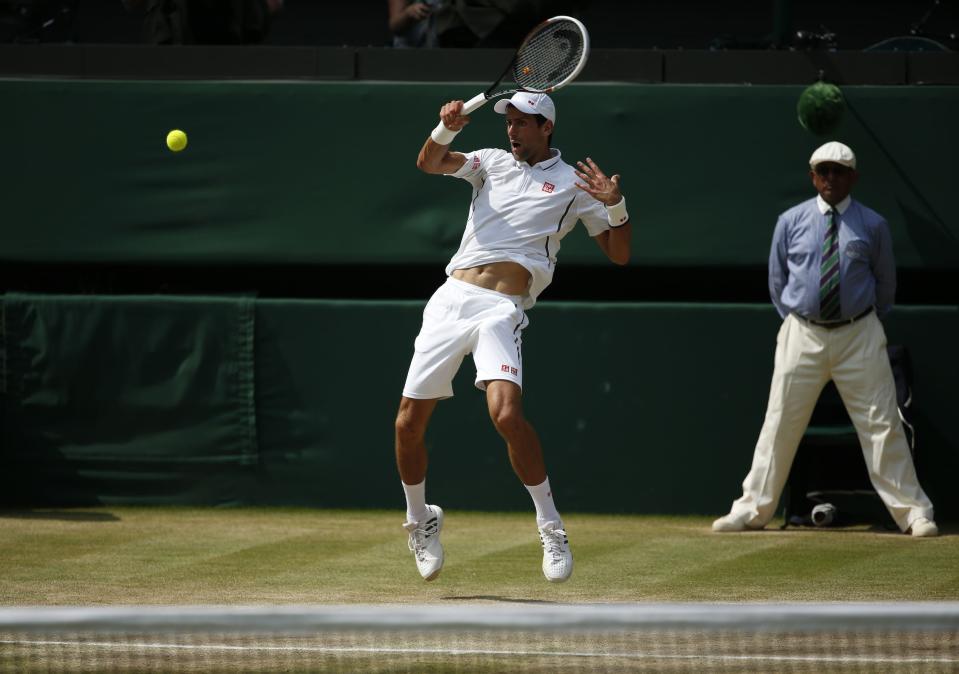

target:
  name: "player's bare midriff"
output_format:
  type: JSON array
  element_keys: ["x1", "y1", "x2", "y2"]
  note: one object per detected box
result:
[{"x1": 452, "y1": 262, "x2": 531, "y2": 297}]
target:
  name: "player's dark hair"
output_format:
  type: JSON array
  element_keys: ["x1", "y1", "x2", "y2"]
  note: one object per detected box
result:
[{"x1": 534, "y1": 114, "x2": 554, "y2": 146}]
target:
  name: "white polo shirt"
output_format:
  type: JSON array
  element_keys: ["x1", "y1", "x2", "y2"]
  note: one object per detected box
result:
[{"x1": 445, "y1": 147, "x2": 610, "y2": 309}]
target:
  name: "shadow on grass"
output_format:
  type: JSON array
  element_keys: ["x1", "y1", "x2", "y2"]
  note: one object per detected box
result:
[
  {"x1": 0, "y1": 510, "x2": 120, "y2": 522},
  {"x1": 441, "y1": 596, "x2": 559, "y2": 604},
  {"x1": 781, "y1": 522, "x2": 955, "y2": 537},
  {"x1": 779, "y1": 524, "x2": 902, "y2": 535}
]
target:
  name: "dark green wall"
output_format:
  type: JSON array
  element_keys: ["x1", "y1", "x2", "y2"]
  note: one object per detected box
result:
[
  {"x1": 3, "y1": 80, "x2": 958, "y2": 269},
  {"x1": 3, "y1": 294, "x2": 956, "y2": 519},
  {"x1": 2, "y1": 79, "x2": 956, "y2": 519}
]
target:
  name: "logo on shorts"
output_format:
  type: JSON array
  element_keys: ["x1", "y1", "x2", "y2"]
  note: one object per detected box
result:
[
  {"x1": 542, "y1": 181, "x2": 555, "y2": 193},
  {"x1": 501, "y1": 364, "x2": 519, "y2": 375}
]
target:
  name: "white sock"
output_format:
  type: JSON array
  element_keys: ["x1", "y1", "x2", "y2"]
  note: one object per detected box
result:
[
  {"x1": 402, "y1": 480, "x2": 428, "y2": 524},
  {"x1": 526, "y1": 477, "x2": 562, "y2": 528}
]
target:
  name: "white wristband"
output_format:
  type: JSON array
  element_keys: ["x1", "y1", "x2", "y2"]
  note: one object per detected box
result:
[
  {"x1": 430, "y1": 121, "x2": 460, "y2": 146},
  {"x1": 606, "y1": 197, "x2": 629, "y2": 228}
]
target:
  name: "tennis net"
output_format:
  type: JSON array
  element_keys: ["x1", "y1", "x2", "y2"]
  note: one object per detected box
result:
[{"x1": 1, "y1": 602, "x2": 958, "y2": 672}]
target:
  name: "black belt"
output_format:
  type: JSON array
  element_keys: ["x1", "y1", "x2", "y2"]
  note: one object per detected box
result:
[{"x1": 798, "y1": 307, "x2": 874, "y2": 329}]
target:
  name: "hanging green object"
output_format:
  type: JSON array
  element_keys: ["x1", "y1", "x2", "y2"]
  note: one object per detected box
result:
[{"x1": 797, "y1": 81, "x2": 845, "y2": 136}]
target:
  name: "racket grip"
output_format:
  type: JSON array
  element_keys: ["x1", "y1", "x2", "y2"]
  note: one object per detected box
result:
[{"x1": 461, "y1": 92, "x2": 489, "y2": 115}]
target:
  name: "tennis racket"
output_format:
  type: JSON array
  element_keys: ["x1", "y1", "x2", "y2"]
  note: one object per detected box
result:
[{"x1": 434, "y1": 15, "x2": 589, "y2": 134}]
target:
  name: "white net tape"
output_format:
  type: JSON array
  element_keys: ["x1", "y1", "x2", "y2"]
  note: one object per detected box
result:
[{"x1": 2, "y1": 603, "x2": 958, "y2": 673}]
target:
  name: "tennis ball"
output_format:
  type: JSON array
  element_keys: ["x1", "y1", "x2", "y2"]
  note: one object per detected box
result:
[
  {"x1": 797, "y1": 82, "x2": 845, "y2": 136},
  {"x1": 166, "y1": 129, "x2": 188, "y2": 152}
]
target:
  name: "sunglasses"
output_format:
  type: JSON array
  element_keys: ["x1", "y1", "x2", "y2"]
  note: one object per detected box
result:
[{"x1": 814, "y1": 164, "x2": 852, "y2": 177}]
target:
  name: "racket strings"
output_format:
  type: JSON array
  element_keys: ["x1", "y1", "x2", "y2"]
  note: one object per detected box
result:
[{"x1": 513, "y1": 20, "x2": 585, "y2": 92}]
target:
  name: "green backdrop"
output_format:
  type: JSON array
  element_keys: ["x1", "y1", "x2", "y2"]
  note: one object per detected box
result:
[
  {"x1": 3, "y1": 294, "x2": 956, "y2": 519},
  {"x1": 2, "y1": 80, "x2": 957, "y2": 269},
  {"x1": 1, "y1": 79, "x2": 956, "y2": 519}
]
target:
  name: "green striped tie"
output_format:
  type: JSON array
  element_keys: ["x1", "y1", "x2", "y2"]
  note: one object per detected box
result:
[{"x1": 819, "y1": 208, "x2": 841, "y2": 320}]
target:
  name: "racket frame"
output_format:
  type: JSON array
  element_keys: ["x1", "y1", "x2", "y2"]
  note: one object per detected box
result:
[{"x1": 429, "y1": 14, "x2": 589, "y2": 136}]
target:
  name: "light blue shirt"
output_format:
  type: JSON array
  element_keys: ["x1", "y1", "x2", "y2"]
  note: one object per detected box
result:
[{"x1": 769, "y1": 195, "x2": 896, "y2": 320}]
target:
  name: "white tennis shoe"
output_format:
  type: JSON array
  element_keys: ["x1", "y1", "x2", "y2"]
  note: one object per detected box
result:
[
  {"x1": 712, "y1": 513, "x2": 749, "y2": 532},
  {"x1": 538, "y1": 521, "x2": 573, "y2": 583},
  {"x1": 403, "y1": 505, "x2": 444, "y2": 581},
  {"x1": 909, "y1": 517, "x2": 938, "y2": 538}
]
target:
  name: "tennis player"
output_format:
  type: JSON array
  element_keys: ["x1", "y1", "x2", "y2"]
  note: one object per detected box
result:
[{"x1": 395, "y1": 92, "x2": 631, "y2": 583}]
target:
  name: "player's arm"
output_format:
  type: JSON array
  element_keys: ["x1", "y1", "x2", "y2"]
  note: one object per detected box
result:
[
  {"x1": 416, "y1": 100, "x2": 470, "y2": 175},
  {"x1": 575, "y1": 157, "x2": 631, "y2": 265}
]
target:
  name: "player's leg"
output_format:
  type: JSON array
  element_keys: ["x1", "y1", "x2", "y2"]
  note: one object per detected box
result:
[
  {"x1": 485, "y1": 379, "x2": 572, "y2": 582},
  {"x1": 714, "y1": 314, "x2": 829, "y2": 531},
  {"x1": 473, "y1": 292, "x2": 572, "y2": 582},
  {"x1": 399, "y1": 278, "x2": 468, "y2": 499},
  {"x1": 831, "y1": 313, "x2": 936, "y2": 536},
  {"x1": 394, "y1": 395, "x2": 446, "y2": 581},
  {"x1": 471, "y1": 295, "x2": 538, "y2": 483},
  {"x1": 485, "y1": 379, "x2": 547, "y2": 486},
  {"x1": 395, "y1": 396, "x2": 438, "y2": 494},
  {"x1": 484, "y1": 382, "x2": 561, "y2": 528},
  {"x1": 396, "y1": 281, "x2": 470, "y2": 580}
]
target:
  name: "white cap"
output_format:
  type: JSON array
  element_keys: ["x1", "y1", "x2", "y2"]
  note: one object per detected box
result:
[
  {"x1": 493, "y1": 92, "x2": 556, "y2": 123},
  {"x1": 809, "y1": 141, "x2": 856, "y2": 169}
]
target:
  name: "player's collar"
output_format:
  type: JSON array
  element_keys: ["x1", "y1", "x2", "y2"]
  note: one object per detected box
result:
[{"x1": 518, "y1": 148, "x2": 562, "y2": 170}]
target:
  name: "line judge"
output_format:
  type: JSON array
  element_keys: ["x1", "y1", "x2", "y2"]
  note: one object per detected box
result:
[{"x1": 713, "y1": 141, "x2": 937, "y2": 537}]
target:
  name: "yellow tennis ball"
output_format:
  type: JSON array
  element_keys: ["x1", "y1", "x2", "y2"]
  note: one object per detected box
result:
[{"x1": 166, "y1": 129, "x2": 188, "y2": 152}]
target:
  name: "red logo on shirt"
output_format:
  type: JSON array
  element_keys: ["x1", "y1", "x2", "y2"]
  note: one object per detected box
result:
[
  {"x1": 501, "y1": 364, "x2": 510, "y2": 372},
  {"x1": 542, "y1": 181, "x2": 555, "y2": 193},
  {"x1": 471, "y1": 155, "x2": 480, "y2": 170},
  {"x1": 501, "y1": 365, "x2": 519, "y2": 376}
]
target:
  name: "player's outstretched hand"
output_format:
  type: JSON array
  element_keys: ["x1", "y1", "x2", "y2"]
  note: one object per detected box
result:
[
  {"x1": 440, "y1": 101, "x2": 471, "y2": 132},
  {"x1": 575, "y1": 157, "x2": 622, "y2": 207}
]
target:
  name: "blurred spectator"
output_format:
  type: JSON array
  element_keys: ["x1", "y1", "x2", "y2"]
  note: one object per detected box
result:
[
  {"x1": 124, "y1": 0, "x2": 283, "y2": 45},
  {"x1": 432, "y1": 0, "x2": 588, "y2": 48},
  {"x1": 1, "y1": 0, "x2": 78, "y2": 43},
  {"x1": 388, "y1": 0, "x2": 440, "y2": 48}
]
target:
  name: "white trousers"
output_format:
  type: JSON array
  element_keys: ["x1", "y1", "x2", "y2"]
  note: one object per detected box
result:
[{"x1": 728, "y1": 312, "x2": 934, "y2": 531}]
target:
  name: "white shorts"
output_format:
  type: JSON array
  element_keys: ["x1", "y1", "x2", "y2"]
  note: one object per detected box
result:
[{"x1": 403, "y1": 277, "x2": 529, "y2": 399}]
